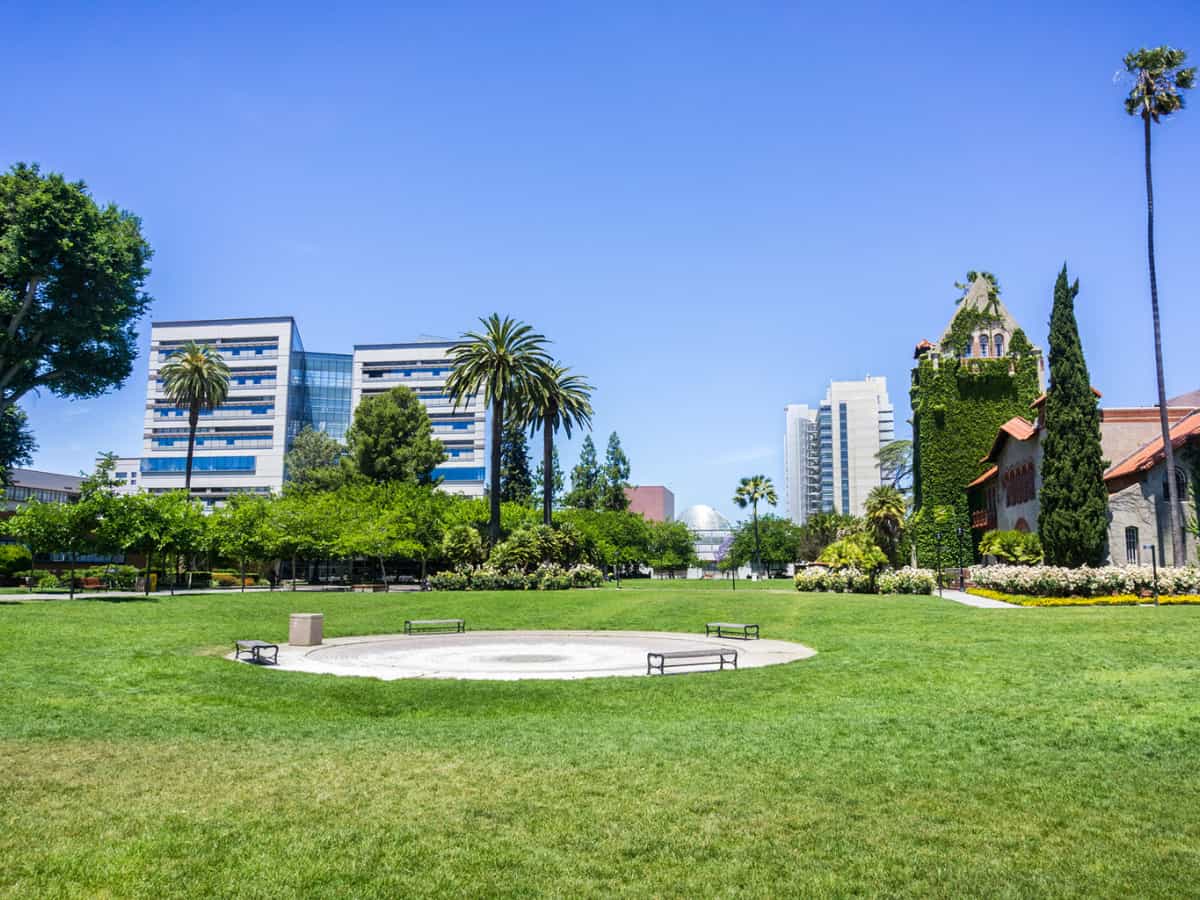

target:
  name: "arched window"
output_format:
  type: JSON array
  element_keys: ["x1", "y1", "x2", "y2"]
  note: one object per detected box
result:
[
  {"x1": 979, "y1": 334, "x2": 990, "y2": 357},
  {"x1": 962, "y1": 338, "x2": 972, "y2": 358},
  {"x1": 1125, "y1": 526, "x2": 1140, "y2": 564},
  {"x1": 1164, "y1": 467, "x2": 1190, "y2": 501},
  {"x1": 993, "y1": 334, "x2": 1004, "y2": 357}
]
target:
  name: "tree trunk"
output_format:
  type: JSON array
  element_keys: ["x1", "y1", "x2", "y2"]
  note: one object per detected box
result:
[
  {"x1": 292, "y1": 554, "x2": 297, "y2": 590},
  {"x1": 1143, "y1": 111, "x2": 1188, "y2": 566},
  {"x1": 543, "y1": 416, "x2": 554, "y2": 527},
  {"x1": 752, "y1": 503, "x2": 761, "y2": 574},
  {"x1": 68, "y1": 551, "x2": 75, "y2": 600},
  {"x1": 145, "y1": 550, "x2": 152, "y2": 595},
  {"x1": 240, "y1": 557, "x2": 246, "y2": 592},
  {"x1": 185, "y1": 402, "x2": 200, "y2": 494},
  {"x1": 489, "y1": 396, "x2": 504, "y2": 544},
  {"x1": 170, "y1": 552, "x2": 176, "y2": 595}
]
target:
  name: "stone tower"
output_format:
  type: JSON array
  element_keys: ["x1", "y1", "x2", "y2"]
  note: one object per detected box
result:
[{"x1": 909, "y1": 275, "x2": 1043, "y2": 566}]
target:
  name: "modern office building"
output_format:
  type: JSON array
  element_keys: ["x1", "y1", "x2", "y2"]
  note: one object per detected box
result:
[
  {"x1": 786, "y1": 377, "x2": 894, "y2": 520},
  {"x1": 128, "y1": 319, "x2": 483, "y2": 504},
  {"x1": 783, "y1": 404, "x2": 821, "y2": 525},
  {"x1": 624, "y1": 485, "x2": 675, "y2": 522},
  {"x1": 352, "y1": 338, "x2": 486, "y2": 497},
  {"x1": 1, "y1": 468, "x2": 82, "y2": 513}
]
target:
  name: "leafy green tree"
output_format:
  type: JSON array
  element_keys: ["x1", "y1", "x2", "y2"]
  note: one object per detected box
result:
[
  {"x1": 529, "y1": 364, "x2": 593, "y2": 525},
  {"x1": 0, "y1": 406, "x2": 35, "y2": 482},
  {"x1": 1123, "y1": 46, "x2": 1195, "y2": 566},
  {"x1": 645, "y1": 519, "x2": 699, "y2": 575},
  {"x1": 728, "y1": 514, "x2": 801, "y2": 576},
  {"x1": 532, "y1": 444, "x2": 564, "y2": 513},
  {"x1": 209, "y1": 493, "x2": 273, "y2": 590},
  {"x1": 796, "y1": 512, "x2": 861, "y2": 561},
  {"x1": 444, "y1": 314, "x2": 552, "y2": 544},
  {"x1": 565, "y1": 435, "x2": 602, "y2": 509},
  {"x1": 155, "y1": 491, "x2": 206, "y2": 594},
  {"x1": 733, "y1": 474, "x2": 777, "y2": 573},
  {"x1": 1038, "y1": 266, "x2": 1110, "y2": 567},
  {"x1": 285, "y1": 426, "x2": 347, "y2": 490},
  {"x1": 499, "y1": 414, "x2": 535, "y2": 504},
  {"x1": 979, "y1": 530, "x2": 1043, "y2": 565},
  {"x1": 159, "y1": 342, "x2": 231, "y2": 492},
  {"x1": 344, "y1": 386, "x2": 445, "y2": 486},
  {"x1": 600, "y1": 432, "x2": 632, "y2": 511},
  {"x1": 0, "y1": 163, "x2": 152, "y2": 471},
  {"x1": 876, "y1": 439, "x2": 913, "y2": 492},
  {"x1": 865, "y1": 485, "x2": 907, "y2": 568}
]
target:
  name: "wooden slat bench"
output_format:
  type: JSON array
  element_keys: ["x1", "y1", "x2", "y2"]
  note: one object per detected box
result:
[
  {"x1": 647, "y1": 648, "x2": 737, "y2": 675},
  {"x1": 705, "y1": 622, "x2": 759, "y2": 640},
  {"x1": 235, "y1": 640, "x2": 279, "y2": 665},
  {"x1": 404, "y1": 618, "x2": 465, "y2": 635}
]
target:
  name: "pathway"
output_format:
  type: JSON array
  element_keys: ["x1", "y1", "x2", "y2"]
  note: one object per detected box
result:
[{"x1": 939, "y1": 588, "x2": 1021, "y2": 609}]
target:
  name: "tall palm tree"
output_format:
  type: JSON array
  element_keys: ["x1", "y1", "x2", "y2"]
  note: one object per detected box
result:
[
  {"x1": 865, "y1": 485, "x2": 907, "y2": 568},
  {"x1": 159, "y1": 341, "x2": 231, "y2": 493},
  {"x1": 733, "y1": 475, "x2": 777, "y2": 574},
  {"x1": 529, "y1": 364, "x2": 593, "y2": 526},
  {"x1": 444, "y1": 315, "x2": 552, "y2": 544},
  {"x1": 1124, "y1": 46, "x2": 1195, "y2": 565}
]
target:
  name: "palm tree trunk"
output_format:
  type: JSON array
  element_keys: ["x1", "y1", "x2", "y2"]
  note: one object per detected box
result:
[
  {"x1": 1144, "y1": 111, "x2": 1187, "y2": 566},
  {"x1": 184, "y1": 402, "x2": 200, "y2": 494},
  {"x1": 542, "y1": 418, "x2": 554, "y2": 527},
  {"x1": 752, "y1": 502, "x2": 761, "y2": 574},
  {"x1": 489, "y1": 396, "x2": 504, "y2": 544}
]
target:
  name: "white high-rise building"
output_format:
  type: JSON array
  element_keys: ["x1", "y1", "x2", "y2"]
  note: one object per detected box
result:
[
  {"x1": 351, "y1": 339, "x2": 486, "y2": 498},
  {"x1": 784, "y1": 404, "x2": 821, "y2": 524},
  {"x1": 788, "y1": 376, "x2": 894, "y2": 521}
]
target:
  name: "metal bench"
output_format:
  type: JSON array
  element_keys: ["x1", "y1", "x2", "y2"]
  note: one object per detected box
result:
[
  {"x1": 705, "y1": 622, "x2": 759, "y2": 640},
  {"x1": 404, "y1": 618, "x2": 465, "y2": 635},
  {"x1": 352, "y1": 583, "x2": 389, "y2": 593},
  {"x1": 235, "y1": 639, "x2": 279, "y2": 665},
  {"x1": 647, "y1": 648, "x2": 737, "y2": 675}
]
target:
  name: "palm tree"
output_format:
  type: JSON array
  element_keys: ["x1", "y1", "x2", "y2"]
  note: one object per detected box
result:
[
  {"x1": 529, "y1": 363, "x2": 594, "y2": 526},
  {"x1": 1123, "y1": 46, "x2": 1195, "y2": 566},
  {"x1": 865, "y1": 485, "x2": 907, "y2": 567},
  {"x1": 159, "y1": 342, "x2": 231, "y2": 493},
  {"x1": 733, "y1": 475, "x2": 777, "y2": 574},
  {"x1": 444, "y1": 315, "x2": 552, "y2": 544}
]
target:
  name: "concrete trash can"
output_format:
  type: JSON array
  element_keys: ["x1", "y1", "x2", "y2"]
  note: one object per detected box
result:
[{"x1": 289, "y1": 613, "x2": 324, "y2": 646}]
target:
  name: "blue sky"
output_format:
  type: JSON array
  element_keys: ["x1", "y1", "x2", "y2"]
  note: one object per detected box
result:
[{"x1": 6, "y1": 1, "x2": 1199, "y2": 522}]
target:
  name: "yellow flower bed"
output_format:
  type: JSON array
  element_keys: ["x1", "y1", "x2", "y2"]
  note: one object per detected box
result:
[{"x1": 967, "y1": 588, "x2": 1200, "y2": 607}]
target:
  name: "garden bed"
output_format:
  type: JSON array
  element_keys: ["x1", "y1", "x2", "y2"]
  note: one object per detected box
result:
[{"x1": 967, "y1": 587, "x2": 1200, "y2": 607}]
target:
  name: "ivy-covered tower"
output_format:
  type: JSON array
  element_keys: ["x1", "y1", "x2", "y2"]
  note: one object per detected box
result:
[{"x1": 909, "y1": 274, "x2": 1043, "y2": 567}]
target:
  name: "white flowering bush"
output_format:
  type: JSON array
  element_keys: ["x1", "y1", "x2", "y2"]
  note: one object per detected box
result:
[
  {"x1": 876, "y1": 567, "x2": 937, "y2": 595},
  {"x1": 568, "y1": 563, "x2": 604, "y2": 588},
  {"x1": 971, "y1": 564, "x2": 1200, "y2": 597}
]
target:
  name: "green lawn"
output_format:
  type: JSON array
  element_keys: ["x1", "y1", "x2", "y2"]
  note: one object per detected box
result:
[{"x1": 2, "y1": 581, "x2": 1199, "y2": 898}]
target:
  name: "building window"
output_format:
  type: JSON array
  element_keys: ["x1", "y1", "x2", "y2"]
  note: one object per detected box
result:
[
  {"x1": 962, "y1": 338, "x2": 972, "y2": 358},
  {"x1": 1163, "y1": 468, "x2": 1189, "y2": 501},
  {"x1": 1125, "y1": 526, "x2": 1140, "y2": 564},
  {"x1": 979, "y1": 334, "x2": 989, "y2": 357},
  {"x1": 994, "y1": 334, "x2": 1004, "y2": 357}
]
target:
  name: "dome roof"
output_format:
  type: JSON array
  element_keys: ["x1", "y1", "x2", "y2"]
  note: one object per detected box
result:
[{"x1": 680, "y1": 504, "x2": 732, "y2": 532}]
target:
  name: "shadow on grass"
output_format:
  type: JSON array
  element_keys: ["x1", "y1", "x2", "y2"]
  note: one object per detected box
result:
[{"x1": 86, "y1": 595, "x2": 161, "y2": 604}]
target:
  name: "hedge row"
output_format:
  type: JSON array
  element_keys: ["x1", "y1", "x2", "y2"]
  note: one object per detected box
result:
[
  {"x1": 428, "y1": 563, "x2": 604, "y2": 592},
  {"x1": 971, "y1": 564, "x2": 1200, "y2": 598},
  {"x1": 794, "y1": 567, "x2": 937, "y2": 595}
]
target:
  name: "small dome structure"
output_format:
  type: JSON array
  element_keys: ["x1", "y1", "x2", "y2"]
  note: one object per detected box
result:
[{"x1": 679, "y1": 504, "x2": 732, "y2": 532}]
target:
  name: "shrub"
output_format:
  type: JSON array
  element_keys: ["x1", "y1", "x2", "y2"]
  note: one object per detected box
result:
[
  {"x1": 428, "y1": 570, "x2": 471, "y2": 591},
  {"x1": 877, "y1": 567, "x2": 937, "y2": 595},
  {"x1": 37, "y1": 573, "x2": 61, "y2": 589},
  {"x1": 979, "y1": 530, "x2": 1044, "y2": 565},
  {"x1": 818, "y1": 532, "x2": 888, "y2": 573},
  {"x1": 535, "y1": 563, "x2": 572, "y2": 591},
  {"x1": 972, "y1": 564, "x2": 1200, "y2": 598},
  {"x1": 568, "y1": 563, "x2": 604, "y2": 588},
  {"x1": 212, "y1": 572, "x2": 240, "y2": 588}
]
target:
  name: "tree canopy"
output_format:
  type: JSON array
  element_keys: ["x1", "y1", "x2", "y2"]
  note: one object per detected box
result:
[{"x1": 344, "y1": 386, "x2": 445, "y2": 485}]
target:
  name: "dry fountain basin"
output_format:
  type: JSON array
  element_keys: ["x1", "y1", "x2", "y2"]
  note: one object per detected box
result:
[{"x1": 236, "y1": 630, "x2": 815, "y2": 681}]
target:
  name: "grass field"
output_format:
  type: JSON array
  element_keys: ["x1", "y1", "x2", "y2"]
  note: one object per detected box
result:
[{"x1": 2, "y1": 581, "x2": 1199, "y2": 898}]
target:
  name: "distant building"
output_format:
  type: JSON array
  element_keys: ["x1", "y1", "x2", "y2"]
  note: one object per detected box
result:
[
  {"x1": 786, "y1": 377, "x2": 893, "y2": 520},
  {"x1": 123, "y1": 318, "x2": 484, "y2": 504},
  {"x1": 625, "y1": 485, "x2": 675, "y2": 522},
  {"x1": 2, "y1": 468, "x2": 81, "y2": 513},
  {"x1": 783, "y1": 404, "x2": 820, "y2": 524}
]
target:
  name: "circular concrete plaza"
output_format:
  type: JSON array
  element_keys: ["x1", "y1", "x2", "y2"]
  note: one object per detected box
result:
[{"x1": 254, "y1": 630, "x2": 815, "y2": 681}]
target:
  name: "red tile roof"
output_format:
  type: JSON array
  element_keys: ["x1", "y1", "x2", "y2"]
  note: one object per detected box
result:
[
  {"x1": 980, "y1": 417, "x2": 1037, "y2": 464},
  {"x1": 966, "y1": 465, "x2": 998, "y2": 489},
  {"x1": 1104, "y1": 410, "x2": 1200, "y2": 483},
  {"x1": 1168, "y1": 389, "x2": 1200, "y2": 409}
]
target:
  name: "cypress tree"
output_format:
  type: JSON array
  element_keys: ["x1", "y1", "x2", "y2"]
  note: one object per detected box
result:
[
  {"x1": 1038, "y1": 265, "x2": 1110, "y2": 566},
  {"x1": 498, "y1": 415, "x2": 534, "y2": 504},
  {"x1": 564, "y1": 435, "x2": 601, "y2": 509},
  {"x1": 601, "y1": 431, "x2": 632, "y2": 511}
]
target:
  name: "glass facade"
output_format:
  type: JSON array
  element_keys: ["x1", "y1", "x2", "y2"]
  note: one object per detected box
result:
[
  {"x1": 296, "y1": 351, "x2": 353, "y2": 443},
  {"x1": 818, "y1": 404, "x2": 834, "y2": 513},
  {"x1": 141, "y1": 456, "x2": 256, "y2": 474},
  {"x1": 839, "y1": 402, "x2": 850, "y2": 513}
]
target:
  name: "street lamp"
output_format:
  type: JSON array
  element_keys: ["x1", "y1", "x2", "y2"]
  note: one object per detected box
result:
[
  {"x1": 1144, "y1": 543, "x2": 1159, "y2": 606},
  {"x1": 957, "y1": 525, "x2": 966, "y2": 591},
  {"x1": 934, "y1": 531, "x2": 943, "y2": 598}
]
